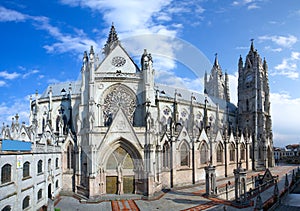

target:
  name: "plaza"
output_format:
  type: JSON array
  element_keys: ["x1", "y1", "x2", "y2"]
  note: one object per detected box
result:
[{"x1": 55, "y1": 165, "x2": 299, "y2": 210}]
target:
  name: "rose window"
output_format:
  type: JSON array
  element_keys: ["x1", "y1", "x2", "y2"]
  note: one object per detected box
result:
[{"x1": 103, "y1": 85, "x2": 136, "y2": 125}]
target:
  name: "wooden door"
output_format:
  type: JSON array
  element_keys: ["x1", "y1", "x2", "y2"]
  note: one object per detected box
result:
[
  {"x1": 123, "y1": 176, "x2": 135, "y2": 194},
  {"x1": 106, "y1": 176, "x2": 117, "y2": 194}
]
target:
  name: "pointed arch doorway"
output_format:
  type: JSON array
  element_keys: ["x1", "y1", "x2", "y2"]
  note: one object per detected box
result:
[{"x1": 105, "y1": 145, "x2": 140, "y2": 194}]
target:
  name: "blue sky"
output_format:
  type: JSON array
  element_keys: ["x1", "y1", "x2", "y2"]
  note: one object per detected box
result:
[{"x1": 0, "y1": 0, "x2": 300, "y2": 147}]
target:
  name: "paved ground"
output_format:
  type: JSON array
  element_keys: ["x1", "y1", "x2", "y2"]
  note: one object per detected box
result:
[{"x1": 55, "y1": 164, "x2": 299, "y2": 211}]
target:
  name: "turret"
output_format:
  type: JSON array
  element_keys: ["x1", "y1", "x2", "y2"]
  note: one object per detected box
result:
[
  {"x1": 141, "y1": 49, "x2": 155, "y2": 106},
  {"x1": 89, "y1": 46, "x2": 95, "y2": 83},
  {"x1": 238, "y1": 55, "x2": 243, "y2": 73},
  {"x1": 81, "y1": 51, "x2": 89, "y2": 105},
  {"x1": 204, "y1": 54, "x2": 230, "y2": 101}
]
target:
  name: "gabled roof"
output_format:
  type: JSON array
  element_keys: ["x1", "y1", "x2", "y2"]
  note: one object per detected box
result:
[{"x1": 40, "y1": 81, "x2": 81, "y2": 99}]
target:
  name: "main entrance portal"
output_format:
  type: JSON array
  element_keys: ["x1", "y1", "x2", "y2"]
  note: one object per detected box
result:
[{"x1": 106, "y1": 146, "x2": 136, "y2": 194}]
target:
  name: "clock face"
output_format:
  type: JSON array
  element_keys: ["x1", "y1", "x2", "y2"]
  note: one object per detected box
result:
[{"x1": 111, "y1": 56, "x2": 126, "y2": 67}]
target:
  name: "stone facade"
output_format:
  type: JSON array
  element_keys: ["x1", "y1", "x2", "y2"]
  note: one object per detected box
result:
[{"x1": 0, "y1": 25, "x2": 274, "y2": 200}]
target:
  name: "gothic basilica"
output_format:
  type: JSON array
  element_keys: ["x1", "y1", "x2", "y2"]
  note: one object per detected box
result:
[{"x1": 1, "y1": 25, "x2": 274, "y2": 200}]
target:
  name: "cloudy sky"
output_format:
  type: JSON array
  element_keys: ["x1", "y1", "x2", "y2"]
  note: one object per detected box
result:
[{"x1": 0, "y1": 0, "x2": 300, "y2": 147}]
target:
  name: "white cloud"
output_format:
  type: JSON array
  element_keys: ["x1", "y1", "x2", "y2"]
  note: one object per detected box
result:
[
  {"x1": 0, "y1": 6, "x2": 98, "y2": 55},
  {"x1": 0, "y1": 6, "x2": 27, "y2": 22},
  {"x1": 270, "y1": 92, "x2": 300, "y2": 146},
  {"x1": 264, "y1": 46, "x2": 282, "y2": 52},
  {"x1": 59, "y1": 0, "x2": 206, "y2": 65},
  {"x1": 195, "y1": 6, "x2": 205, "y2": 14},
  {"x1": 155, "y1": 68, "x2": 203, "y2": 93},
  {"x1": 291, "y1": 51, "x2": 300, "y2": 60},
  {"x1": 0, "y1": 71, "x2": 20, "y2": 80},
  {"x1": 259, "y1": 35, "x2": 298, "y2": 48},
  {"x1": 0, "y1": 81, "x2": 6, "y2": 87},
  {"x1": 273, "y1": 59, "x2": 298, "y2": 79},
  {"x1": 35, "y1": 18, "x2": 98, "y2": 54},
  {"x1": 22, "y1": 69, "x2": 39, "y2": 79},
  {"x1": 60, "y1": 0, "x2": 172, "y2": 32},
  {"x1": 247, "y1": 4, "x2": 260, "y2": 10},
  {"x1": 232, "y1": 0, "x2": 260, "y2": 9},
  {"x1": 0, "y1": 97, "x2": 31, "y2": 125},
  {"x1": 273, "y1": 52, "x2": 300, "y2": 79},
  {"x1": 235, "y1": 46, "x2": 249, "y2": 50}
]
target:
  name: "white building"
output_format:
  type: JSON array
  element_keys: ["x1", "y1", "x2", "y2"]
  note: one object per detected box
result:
[
  {"x1": 0, "y1": 115, "x2": 61, "y2": 211},
  {"x1": 0, "y1": 24, "x2": 274, "y2": 202}
]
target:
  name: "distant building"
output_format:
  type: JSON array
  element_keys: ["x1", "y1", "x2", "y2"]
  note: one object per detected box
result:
[
  {"x1": 0, "y1": 25, "x2": 274, "y2": 202},
  {"x1": 0, "y1": 115, "x2": 61, "y2": 211},
  {"x1": 274, "y1": 144, "x2": 299, "y2": 161}
]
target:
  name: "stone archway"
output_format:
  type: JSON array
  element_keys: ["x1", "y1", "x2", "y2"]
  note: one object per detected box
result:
[{"x1": 105, "y1": 145, "x2": 142, "y2": 194}]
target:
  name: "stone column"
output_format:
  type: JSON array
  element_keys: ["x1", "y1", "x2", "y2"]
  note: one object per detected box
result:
[
  {"x1": 234, "y1": 162, "x2": 247, "y2": 203},
  {"x1": 205, "y1": 164, "x2": 216, "y2": 196}
]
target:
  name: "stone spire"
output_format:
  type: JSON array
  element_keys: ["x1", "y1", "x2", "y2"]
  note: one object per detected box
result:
[
  {"x1": 250, "y1": 39, "x2": 255, "y2": 52},
  {"x1": 103, "y1": 23, "x2": 120, "y2": 56},
  {"x1": 213, "y1": 53, "x2": 220, "y2": 69}
]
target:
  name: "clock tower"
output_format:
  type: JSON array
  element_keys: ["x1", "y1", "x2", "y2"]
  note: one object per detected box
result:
[{"x1": 237, "y1": 41, "x2": 274, "y2": 170}]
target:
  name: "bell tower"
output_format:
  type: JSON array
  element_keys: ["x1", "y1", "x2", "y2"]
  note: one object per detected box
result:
[{"x1": 237, "y1": 40, "x2": 274, "y2": 170}]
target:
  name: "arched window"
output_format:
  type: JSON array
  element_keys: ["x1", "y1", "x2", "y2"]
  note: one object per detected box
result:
[
  {"x1": 23, "y1": 162, "x2": 30, "y2": 178},
  {"x1": 1, "y1": 205, "x2": 11, "y2": 211},
  {"x1": 56, "y1": 116, "x2": 60, "y2": 132},
  {"x1": 37, "y1": 189, "x2": 43, "y2": 200},
  {"x1": 217, "y1": 143, "x2": 223, "y2": 163},
  {"x1": 67, "y1": 143, "x2": 74, "y2": 169},
  {"x1": 55, "y1": 158, "x2": 59, "y2": 169},
  {"x1": 240, "y1": 143, "x2": 245, "y2": 160},
  {"x1": 37, "y1": 160, "x2": 43, "y2": 174},
  {"x1": 249, "y1": 145, "x2": 253, "y2": 159},
  {"x1": 229, "y1": 143, "x2": 235, "y2": 162},
  {"x1": 42, "y1": 118, "x2": 45, "y2": 132},
  {"x1": 1, "y1": 164, "x2": 11, "y2": 184},
  {"x1": 22, "y1": 196, "x2": 30, "y2": 210},
  {"x1": 180, "y1": 142, "x2": 189, "y2": 166},
  {"x1": 162, "y1": 142, "x2": 170, "y2": 168},
  {"x1": 200, "y1": 142, "x2": 208, "y2": 164},
  {"x1": 48, "y1": 159, "x2": 51, "y2": 172},
  {"x1": 56, "y1": 180, "x2": 59, "y2": 188}
]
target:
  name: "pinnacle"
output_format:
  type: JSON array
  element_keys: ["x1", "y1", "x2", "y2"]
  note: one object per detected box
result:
[
  {"x1": 214, "y1": 53, "x2": 219, "y2": 68},
  {"x1": 106, "y1": 23, "x2": 119, "y2": 45}
]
